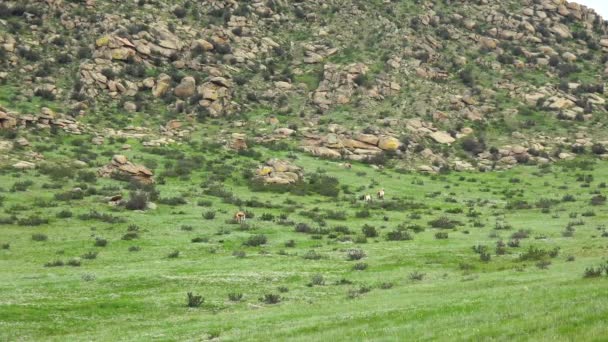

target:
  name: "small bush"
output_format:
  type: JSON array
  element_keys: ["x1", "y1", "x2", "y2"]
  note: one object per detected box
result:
[
  {"x1": 94, "y1": 238, "x2": 108, "y2": 247},
  {"x1": 186, "y1": 292, "x2": 204, "y2": 308},
  {"x1": 302, "y1": 250, "x2": 322, "y2": 260},
  {"x1": 44, "y1": 260, "x2": 64, "y2": 267},
  {"x1": 386, "y1": 229, "x2": 413, "y2": 241},
  {"x1": 203, "y1": 210, "x2": 216, "y2": 220},
  {"x1": 121, "y1": 232, "x2": 139, "y2": 240},
  {"x1": 361, "y1": 224, "x2": 378, "y2": 238},
  {"x1": 590, "y1": 195, "x2": 606, "y2": 206},
  {"x1": 67, "y1": 258, "x2": 81, "y2": 267},
  {"x1": 346, "y1": 248, "x2": 366, "y2": 261},
  {"x1": 260, "y1": 293, "x2": 281, "y2": 304},
  {"x1": 434, "y1": 232, "x2": 448, "y2": 239},
  {"x1": 583, "y1": 267, "x2": 603, "y2": 278},
  {"x1": 310, "y1": 274, "x2": 325, "y2": 286},
  {"x1": 428, "y1": 216, "x2": 461, "y2": 229},
  {"x1": 56, "y1": 210, "x2": 73, "y2": 218},
  {"x1": 18, "y1": 216, "x2": 49, "y2": 226},
  {"x1": 261, "y1": 213, "x2": 275, "y2": 221},
  {"x1": 168, "y1": 250, "x2": 180, "y2": 258},
  {"x1": 81, "y1": 251, "x2": 98, "y2": 260},
  {"x1": 125, "y1": 191, "x2": 149, "y2": 210},
  {"x1": 191, "y1": 237, "x2": 208, "y2": 243},
  {"x1": 128, "y1": 246, "x2": 140, "y2": 252},
  {"x1": 32, "y1": 233, "x2": 48, "y2": 241},
  {"x1": 353, "y1": 262, "x2": 368, "y2": 271},
  {"x1": 228, "y1": 293, "x2": 243, "y2": 301},
  {"x1": 243, "y1": 234, "x2": 267, "y2": 247},
  {"x1": 408, "y1": 271, "x2": 425, "y2": 281}
]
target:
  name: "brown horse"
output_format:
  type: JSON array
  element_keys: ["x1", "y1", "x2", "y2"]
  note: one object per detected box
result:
[{"x1": 377, "y1": 188, "x2": 385, "y2": 200}]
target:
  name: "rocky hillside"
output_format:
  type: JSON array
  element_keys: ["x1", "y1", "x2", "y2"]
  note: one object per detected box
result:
[{"x1": 2, "y1": 0, "x2": 608, "y2": 171}]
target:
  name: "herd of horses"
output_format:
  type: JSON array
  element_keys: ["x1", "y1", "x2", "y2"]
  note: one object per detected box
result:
[{"x1": 232, "y1": 188, "x2": 385, "y2": 223}]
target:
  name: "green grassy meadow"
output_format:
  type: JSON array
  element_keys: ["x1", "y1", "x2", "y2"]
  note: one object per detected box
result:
[{"x1": 1, "y1": 135, "x2": 607, "y2": 341}]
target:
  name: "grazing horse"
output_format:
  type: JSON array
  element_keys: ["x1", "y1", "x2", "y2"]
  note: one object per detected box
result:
[
  {"x1": 364, "y1": 194, "x2": 372, "y2": 203},
  {"x1": 377, "y1": 188, "x2": 385, "y2": 200},
  {"x1": 234, "y1": 211, "x2": 246, "y2": 224}
]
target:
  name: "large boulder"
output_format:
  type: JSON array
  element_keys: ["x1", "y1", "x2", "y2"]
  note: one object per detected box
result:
[
  {"x1": 255, "y1": 159, "x2": 303, "y2": 185},
  {"x1": 152, "y1": 74, "x2": 172, "y2": 98},
  {"x1": 378, "y1": 136, "x2": 401, "y2": 151},
  {"x1": 98, "y1": 155, "x2": 154, "y2": 184},
  {"x1": 174, "y1": 76, "x2": 196, "y2": 98}
]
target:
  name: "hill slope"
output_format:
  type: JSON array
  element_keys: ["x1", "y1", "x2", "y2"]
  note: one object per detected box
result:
[{"x1": 1, "y1": 1, "x2": 608, "y2": 340}]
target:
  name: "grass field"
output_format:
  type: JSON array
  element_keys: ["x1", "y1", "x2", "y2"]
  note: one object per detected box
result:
[{"x1": 1, "y1": 135, "x2": 607, "y2": 341}]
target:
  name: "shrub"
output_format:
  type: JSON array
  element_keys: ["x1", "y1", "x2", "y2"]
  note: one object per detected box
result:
[
  {"x1": 536, "y1": 260, "x2": 551, "y2": 269},
  {"x1": 294, "y1": 223, "x2": 312, "y2": 233},
  {"x1": 353, "y1": 262, "x2": 368, "y2": 271},
  {"x1": 1, "y1": 243, "x2": 9, "y2": 250},
  {"x1": 583, "y1": 267, "x2": 604, "y2": 278},
  {"x1": 18, "y1": 216, "x2": 49, "y2": 226},
  {"x1": 260, "y1": 293, "x2": 281, "y2": 304},
  {"x1": 591, "y1": 143, "x2": 607, "y2": 155},
  {"x1": 197, "y1": 200, "x2": 213, "y2": 207},
  {"x1": 186, "y1": 292, "x2": 204, "y2": 307},
  {"x1": 94, "y1": 237, "x2": 108, "y2": 247},
  {"x1": 508, "y1": 239, "x2": 520, "y2": 248},
  {"x1": 511, "y1": 229, "x2": 530, "y2": 239},
  {"x1": 168, "y1": 250, "x2": 180, "y2": 258},
  {"x1": 591, "y1": 195, "x2": 606, "y2": 206},
  {"x1": 361, "y1": 224, "x2": 378, "y2": 238},
  {"x1": 67, "y1": 258, "x2": 81, "y2": 267},
  {"x1": 128, "y1": 246, "x2": 140, "y2": 252},
  {"x1": 121, "y1": 232, "x2": 139, "y2": 240},
  {"x1": 302, "y1": 250, "x2": 322, "y2": 260},
  {"x1": 243, "y1": 234, "x2": 267, "y2": 247},
  {"x1": 435, "y1": 232, "x2": 448, "y2": 239},
  {"x1": 346, "y1": 248, "x2": 366, "y2": 261},
  {"x1": 44, "y1": 260, "x2": 64, "y2": 267},
  {"x1": 81, "y1": 251, "x2": 98, "y2": 260},
  {"x1": 32, "y1": 233, "x2": 48, "y2": 241},
  {"x1": 56, "y1": 210, "x2": 73, "y2": 218},
  {"x1": 428, "y1": 216, "x2": 460, "y2": 229},
  {"x1": 408, "y1": 271, "x2": 425, "y2": 281},
  {"x1": 232, "y1": 250, "x2": 246, "y2": 258},
  {"x1": 261, "y1": 213, "x2": 275, "y2": 221},
  {"x1": 228, "y1": 293, "x2": 243, "y2": 301},
  {"x1": 386, "y1": 229, "x2": 413, "y2": 241},
  {"x1": 310, "y1": 274, "x2": 325, "y2": 286},
  {"x1": 480, "y1": 251, "x2": 491, "y2": 262},
  {"x1": 125, "y1": 191, "x2": 149, "y2": 210},
  {"x1": 284, "y1": 240, "x2": 296, "y2": 247},
  {"x1": 158, "y1": 197, "x2": 187, "y2": 206},
  {"x1": 191, "y1": 237, "x2": 208, "y2": 243},
  {"x1": 203, "y1": 211, "x2": 216, "y2": 220},
  {"x1": 355, "y1": 209, "x2": 371, "y2": 218}
]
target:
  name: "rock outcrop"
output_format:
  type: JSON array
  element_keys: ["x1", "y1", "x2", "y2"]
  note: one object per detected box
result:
[{"x1": 98, "y1": 155, "x2": 154, "y2": 184}]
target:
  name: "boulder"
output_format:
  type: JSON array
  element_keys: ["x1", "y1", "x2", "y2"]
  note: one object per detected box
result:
[
  {"x1": 254, "y1": 159, "x2": 303, "y2": 185},
  {"x1": 174, "y1": 76, "x2": 196, "y2": 98},
  {"x1": 13, "y1": 161, "x2": 36, "y2": 170},
  {"x1": 98, "y1": 155, "x2": 154, "y2": 184},
  {"x1": 430, "y1": 131, "x2": 455, "y2": 144},
  {"x1": 378, "y1": 136, "x2": 401, "y2": 151},
  {"x1": 152, "y1": 74, "x2": 172, "y2": 98}
]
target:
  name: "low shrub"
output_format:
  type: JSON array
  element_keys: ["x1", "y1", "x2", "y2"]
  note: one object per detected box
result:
[
  {"x1": 186, "y1": 292, "x2": 204, "y2": 308},
  {"x1": 346, "y1": 248, "x2": 366, "y2": 261},
  {"x1": 243, "y1": 234, "x2": 267, "y2": 247},
  {"x1": 31, "y1": 233, "x2": 48, "y2": 241}
]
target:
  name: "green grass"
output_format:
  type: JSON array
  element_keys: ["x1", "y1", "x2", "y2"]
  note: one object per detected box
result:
[{"x1": 1, "y1": 137, "x2": 607, "y2": 340}]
